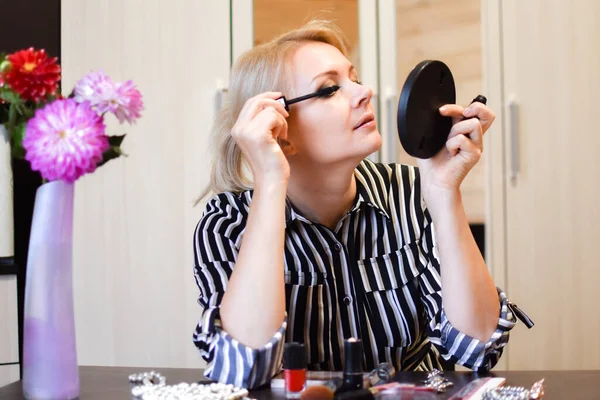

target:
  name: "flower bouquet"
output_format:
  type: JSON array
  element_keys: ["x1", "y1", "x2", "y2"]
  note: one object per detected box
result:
[
  {"x1": 0, "y1": 48, "x2": 143, "y2": 399},
  {"x1": 1, "y1": 47, "x2": 143, "y2": 178}
]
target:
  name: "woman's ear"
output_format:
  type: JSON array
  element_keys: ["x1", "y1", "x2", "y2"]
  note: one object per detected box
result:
[{"x1": 278, "y1": 138, "x2": 297, "y2": 156}]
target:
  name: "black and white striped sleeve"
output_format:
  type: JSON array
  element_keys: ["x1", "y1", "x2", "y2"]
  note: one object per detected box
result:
[
  {"x1": 192, "y1": 194, "x2": 286, "y2": 389},
  {"x1": 417, "y1": 210, "x2": 517, "y2": 371}
]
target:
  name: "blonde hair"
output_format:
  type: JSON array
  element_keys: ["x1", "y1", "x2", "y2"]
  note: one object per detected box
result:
[{"x1": 197, "y1": 20, "x2": 350, "y2": 203}]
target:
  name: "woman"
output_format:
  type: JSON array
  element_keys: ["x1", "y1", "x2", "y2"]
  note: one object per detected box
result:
[{"x1": 192, "y1": 20, "x2": 518, "y2": 389}]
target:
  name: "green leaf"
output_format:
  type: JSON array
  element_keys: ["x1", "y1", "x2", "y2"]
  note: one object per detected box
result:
[
  {"x1": 0, "y1": 89, "x2": 23, "y2": 105},
  {"x1": 14, "y1": 103, "x2": 27, "y2": 115},
  {"x1": 0, "y1": 58, "x2": 10, "y2": 73},
  {"x1": 21, "y1": 105, "x2": 35, "y2": 119},
  {"x1": 97, "y1": 145, "x2": 123, "y2": 168},
  {"x1": 7, "y1": 102, "x2": 17, "y2": 133},
  {"x1": 10, "y1": 122, "x2": 26, "y2": 159},
  {"x1": 108, "y1": 134, "x2": 126, "y2": 147}
]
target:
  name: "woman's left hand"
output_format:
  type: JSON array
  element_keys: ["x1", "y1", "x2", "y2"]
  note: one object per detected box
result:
[{"x1": 416, "y1": 101, "x2": 495, "y2": 198}]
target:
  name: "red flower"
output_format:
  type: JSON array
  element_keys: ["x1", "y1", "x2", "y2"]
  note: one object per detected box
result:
[{"x1": 5, "y1": 48, "x2": 61, "y2": 102}]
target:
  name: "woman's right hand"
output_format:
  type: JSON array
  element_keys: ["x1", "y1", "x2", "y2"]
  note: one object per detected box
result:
[{"x1": 231, "y1": 92, "x2": 290, "y2": 186}]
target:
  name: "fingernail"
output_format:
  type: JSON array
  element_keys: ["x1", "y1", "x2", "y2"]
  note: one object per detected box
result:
[
  {"x1": 439, "y1": 106, "x2": 447, "y2": 112},
  {"x1": 464, "y1": 107, "x2": 473, "y2": 116}
]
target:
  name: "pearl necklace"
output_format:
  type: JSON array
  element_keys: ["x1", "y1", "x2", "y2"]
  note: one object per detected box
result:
[{"x1": 129, "y1": 371, "x2": 250, "y2": 400}]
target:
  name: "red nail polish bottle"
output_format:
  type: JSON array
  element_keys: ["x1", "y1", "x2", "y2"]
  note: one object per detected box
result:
[{"x1": 283, "y1": 342, "x2": 307, "y2": 398}]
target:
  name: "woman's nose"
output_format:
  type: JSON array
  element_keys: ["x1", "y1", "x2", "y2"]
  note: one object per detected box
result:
[{"x1": 351, "y1": 82, "x2": 373, "y2": 108}]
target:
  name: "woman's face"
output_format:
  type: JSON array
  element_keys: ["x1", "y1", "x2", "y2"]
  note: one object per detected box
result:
[{"x1": 284, "y1": 42, "x2": 382, "y2": 165}]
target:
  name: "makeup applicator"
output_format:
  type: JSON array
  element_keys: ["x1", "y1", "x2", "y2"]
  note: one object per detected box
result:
[{"x1": 277, "y1": 85, "x2": 340, "y2": 111}]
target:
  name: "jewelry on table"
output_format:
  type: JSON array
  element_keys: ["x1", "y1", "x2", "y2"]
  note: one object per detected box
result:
[
  {"x1": 129, "y1": 371, "x2": 167, "y2": 388},
  {"x1": 128, "y1": 371, "x2": 250, "y2": 400},
  {"x1": 482, "y1": 385, "x2": 530, "y2": 400},
  {"x1": 482, "y1": 378, "x2": 545, "y2": 400},
  {"x1": 422, "y1": 369, "x2": 454, "y2": 393},
  {"x1": 368, "y1": 362, "x2": 396, "y2": 386}
]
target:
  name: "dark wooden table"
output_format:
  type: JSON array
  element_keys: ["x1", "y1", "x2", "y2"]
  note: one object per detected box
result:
[{"x1": 0, "y1": 366, "x2": 597, "y2": 399}]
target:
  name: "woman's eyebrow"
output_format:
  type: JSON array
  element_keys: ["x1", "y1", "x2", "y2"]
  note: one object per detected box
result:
[{"x1": 310, "y1": 65, "x2": 357, "y2": 84}]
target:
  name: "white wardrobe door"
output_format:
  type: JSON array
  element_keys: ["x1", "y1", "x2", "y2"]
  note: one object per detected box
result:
[
  {"x1": 500, "y1": 0, "x2": 600, "y2": 370},
  {"x1": 0, "y1": 275, "x2": 19, "y2": 385},
  {"x1": 0, "y1": 365, "x2": 20, "y2": 387},
  {"x1": 62, "y1": 0, "x2": 230, "y2": 367}
]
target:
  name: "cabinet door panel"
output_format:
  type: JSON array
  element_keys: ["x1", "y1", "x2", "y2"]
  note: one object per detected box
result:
[
  {"x1": 501, "y1": 0, "x2": 600, "y2": 370},
  {"x1": 62, "y1": 0, "x2": 230, "y2": 367},
  {"x1": 0, "y1": 276, "x2": 19, "y2": 365},
  {"x1": 0, "y1": 364, "x2": 20, "y2": 387}
]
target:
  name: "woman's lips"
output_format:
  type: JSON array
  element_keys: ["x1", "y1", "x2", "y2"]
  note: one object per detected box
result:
[{"x1": 354, "y1": 116, "x2": 375, "y2": 130}]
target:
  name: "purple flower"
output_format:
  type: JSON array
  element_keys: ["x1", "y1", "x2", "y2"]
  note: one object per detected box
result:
[
  {"x1": 74, "y1": 70, "x2": 144, "y2": 124},
  {"x1": 23, "y1": 99, "x2": 109, "y2": 183}
]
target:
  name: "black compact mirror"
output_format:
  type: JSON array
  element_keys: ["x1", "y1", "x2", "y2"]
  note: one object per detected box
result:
[{"x1": 397, "y1": 60, "x2": 456, "y2": 159}]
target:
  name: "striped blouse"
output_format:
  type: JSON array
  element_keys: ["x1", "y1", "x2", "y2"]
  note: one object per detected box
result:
[{"x1": 192, "y1": 159, "x2": 517, "y2": 389}]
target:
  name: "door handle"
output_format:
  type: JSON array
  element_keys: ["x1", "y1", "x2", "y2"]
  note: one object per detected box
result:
[
  {"x1": 507, "y1": 97, "x2": 520, "y2": 183},
  {"x1": 215, "y1": 88, "x2": 228, "y2": 114}
]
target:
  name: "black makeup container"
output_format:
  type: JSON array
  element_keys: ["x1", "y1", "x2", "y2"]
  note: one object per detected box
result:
[{"x1": 342, "y1": 338, "x2": 364, "y2": 392}]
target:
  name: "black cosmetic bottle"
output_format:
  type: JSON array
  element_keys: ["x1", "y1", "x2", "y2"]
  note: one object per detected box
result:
[{"x1": 342, "y1": 337, "x2": 364, "y2": 391}]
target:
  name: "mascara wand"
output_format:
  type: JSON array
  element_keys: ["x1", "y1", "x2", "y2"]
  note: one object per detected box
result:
[{"x1": 277, "y1": 85, "x2": 340, "y2": 111}]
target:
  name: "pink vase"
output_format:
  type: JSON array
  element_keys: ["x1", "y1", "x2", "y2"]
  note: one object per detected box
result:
[{"x1": 22, "y1": 180, "x2": 79, "y2": 399}]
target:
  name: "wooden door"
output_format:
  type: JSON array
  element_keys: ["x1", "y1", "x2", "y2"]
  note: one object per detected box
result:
[{"x1": 392, "y1": 0, "x2": 486, "y2": 223}]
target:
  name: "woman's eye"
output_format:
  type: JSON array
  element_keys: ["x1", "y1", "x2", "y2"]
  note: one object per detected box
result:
[
  {"x1": 325, "y1": 87, "x2": 338, "y2": 97},
  {"x1": 318, "y1": 85, "x2": 340, "y2": 98},
  {"x1": 353, "y1": 80, "x2": 363, "y2": 85}
]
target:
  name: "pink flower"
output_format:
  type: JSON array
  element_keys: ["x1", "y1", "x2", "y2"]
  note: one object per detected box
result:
[
  {"x1": 23, "y1": 99, "x2": 109, "y2": 182},
  {"x1": 74, "y1": 70, "x2": 144, "y2": 124},
  {"x1": 112, "y1": 80, "x2": 144, "y2": 124}
]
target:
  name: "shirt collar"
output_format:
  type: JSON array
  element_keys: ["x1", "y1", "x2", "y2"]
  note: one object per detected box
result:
[
  {"x1": 352, "y1": 166, "x2": 391, "y2": 220},
  {"x1": 285, "y1": 198, "x2": 313, "y2": 226}
]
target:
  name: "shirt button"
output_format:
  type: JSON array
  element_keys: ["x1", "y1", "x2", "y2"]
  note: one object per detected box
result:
[
  {"x1": 343, "y1": 296, "x2": 352, "y2": 305},
  {"x1": 333, "y1": 242, "x2": 342, "y2": 252}
]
